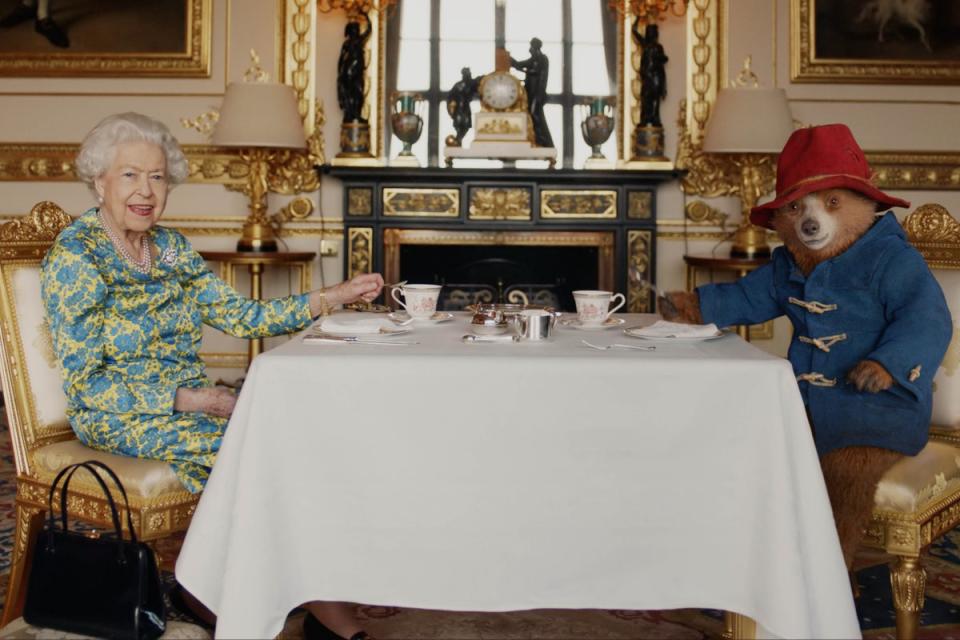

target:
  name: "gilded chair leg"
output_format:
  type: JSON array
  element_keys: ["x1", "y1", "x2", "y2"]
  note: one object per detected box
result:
[
  {"x1": 1, "y1": 502, "x2": 44, "y2": 627},
  {"x1": 890, "y1": 555, "x2": 925, "y2": 640}
]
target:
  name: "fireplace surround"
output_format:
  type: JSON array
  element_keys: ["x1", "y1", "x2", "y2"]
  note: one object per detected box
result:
[{"x1": 323, "y1": 165, "x2": 678, "y2": 312}]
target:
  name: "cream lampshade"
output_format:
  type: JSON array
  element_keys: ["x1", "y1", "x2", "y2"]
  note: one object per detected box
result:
[
  {"x1": 701, "y1": 60, "x2": 794, "y2": 258},
  {"x1": 213, "y1": 81, "x2": 306, "y2": 251}
]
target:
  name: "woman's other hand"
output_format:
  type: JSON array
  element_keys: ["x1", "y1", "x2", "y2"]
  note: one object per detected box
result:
[
  {"x1": 310, "y1": 273, "x2": 384, "y2": 315},
  {"x1": 174, "y1": 387, "x2": 237, "y2": 418}
]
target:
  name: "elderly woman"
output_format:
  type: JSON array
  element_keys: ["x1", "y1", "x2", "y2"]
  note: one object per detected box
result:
[{"x1": 40, "y1": 112, "x2": 381, "y2": 640}]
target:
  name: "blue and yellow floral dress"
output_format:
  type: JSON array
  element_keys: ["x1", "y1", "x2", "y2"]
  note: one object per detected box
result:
[{"x1": 41, "y1": 208, "x2": 313, "y2": 492}]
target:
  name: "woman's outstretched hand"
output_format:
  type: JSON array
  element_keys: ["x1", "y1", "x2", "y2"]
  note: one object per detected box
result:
[
  {"x1": 310, "y1": 273, "x2": 384, "y2": 315},
  {"x1": 174, "y1": 387, "x2": 237, "y2": 418}
]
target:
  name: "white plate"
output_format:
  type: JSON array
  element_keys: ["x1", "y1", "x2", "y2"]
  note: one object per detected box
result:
[
  {"x1": 388, "y1": 311, "x2": 454, "y2": 324},
  {"x1": 315, "y1": 324, "x2": 412, "y2": 337},
  {"x1": 622, "y1": 326, "x2": 724, "y2": 341},
  {"x1": 558, "y1": 317, "x2": 626, "y2": 331}
]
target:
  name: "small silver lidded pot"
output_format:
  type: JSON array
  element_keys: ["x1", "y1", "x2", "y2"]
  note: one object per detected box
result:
[{"x1": 470, "y1": 308, "x2": 510, "y2": 335}]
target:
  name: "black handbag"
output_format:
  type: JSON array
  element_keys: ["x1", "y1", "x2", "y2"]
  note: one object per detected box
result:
[{"x1": 23, "y1": 460, "x2": 166, "y2": 640}]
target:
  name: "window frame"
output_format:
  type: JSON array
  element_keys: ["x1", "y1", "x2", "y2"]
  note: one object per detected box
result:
[{"x1": 390, "y1": 0, "x2": 613, "y2": 168}]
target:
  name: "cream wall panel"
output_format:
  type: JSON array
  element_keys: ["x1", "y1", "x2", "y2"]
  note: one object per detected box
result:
[{"x1": 316, "y1": 11, "x2": 347, "y2": 218}]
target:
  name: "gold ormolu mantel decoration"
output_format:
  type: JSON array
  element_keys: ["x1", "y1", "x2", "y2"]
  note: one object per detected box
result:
[{"x1": 444, "y1": 49, "x2": 557, "y2": 167}]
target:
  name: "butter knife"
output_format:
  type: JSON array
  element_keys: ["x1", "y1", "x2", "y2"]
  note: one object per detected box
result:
[{"x1": 305, "y1": 334, "x2": 418, "y2": 346}]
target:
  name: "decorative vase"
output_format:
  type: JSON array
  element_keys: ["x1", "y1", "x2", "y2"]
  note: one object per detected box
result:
[
  {"x1": 390, "y1": 91, "x2": 424, "y2": 167},
  {"x1": 578, "y1": 96, "x2": 615, "y2": 169}
]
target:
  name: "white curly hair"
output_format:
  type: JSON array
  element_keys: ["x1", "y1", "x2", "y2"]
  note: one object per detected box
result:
[{"x1": 75, "y1": 112, "x2": 189, "y2": 195}]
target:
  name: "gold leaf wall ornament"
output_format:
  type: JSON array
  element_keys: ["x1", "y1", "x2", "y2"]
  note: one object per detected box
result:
[
  {"x1": 685, "y1": 199, "x2": 728, "y2": 226},
  {"x1": 180, "y1": 110, "x2": 220, "y2": 137}
]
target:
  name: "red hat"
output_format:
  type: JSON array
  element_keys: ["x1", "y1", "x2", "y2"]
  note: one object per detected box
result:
[{"x1": 750, "y1": 124, "x2": 909, "y2": 229}]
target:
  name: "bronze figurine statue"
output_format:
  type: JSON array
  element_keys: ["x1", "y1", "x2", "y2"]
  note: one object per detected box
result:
[
  {"x1": 634, "y1": 20, "x2": 668, "y2": 128},
  {"x1": 337, "y1": 14, "x2": 371, "y2": 124},
  {"x1": 510, "y1": 38, "x2": 554, "y2": 148},
  {"x1": 446, "y1": 67, "x2": 482, "y2": 147}
]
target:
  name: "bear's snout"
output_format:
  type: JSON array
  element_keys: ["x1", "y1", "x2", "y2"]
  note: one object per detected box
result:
[{"x1": 801, "y1": 217, "x2": 820, "y2": 238}]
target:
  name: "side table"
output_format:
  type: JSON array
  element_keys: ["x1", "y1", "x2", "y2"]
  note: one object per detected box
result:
[
  {"x1": 683, "y1": 254, "x2": 770, "y2": 341},
  {"x1": 200, "y1": 251, "x2": 316, "y2": 363}
]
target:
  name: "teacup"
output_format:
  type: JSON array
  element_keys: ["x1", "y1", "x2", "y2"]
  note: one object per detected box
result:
[
  {"x1": 572, "y1": 290, "x2": 625, "y2": 326},
  {"x1": 391, "y1": 284, "x2": 442, "y2": 320}
]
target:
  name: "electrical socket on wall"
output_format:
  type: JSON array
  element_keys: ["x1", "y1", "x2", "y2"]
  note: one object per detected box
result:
[{"x1": 320, "y1": 240, "x2": 339, "y2": 257}]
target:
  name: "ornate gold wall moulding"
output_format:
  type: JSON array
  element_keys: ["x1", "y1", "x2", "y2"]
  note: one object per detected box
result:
[
  {"x1": 626, "y1": 229, "x2": 652, "y2": 312},
  {"x1": 541, "y1": 190, "x2": 617, "y2": 219},
  {"x1": 0, "y1": 0, "x2": 211, "y2": 78},
  {"x1": 867, "y1": 153, "x2": 960, "y2": 191},
  {"x1": 383, "y1": 188, "x2": 459, "y2": 217},
  {"x1": 685, "y1": 199, "x2": 727, "y2": 225},
  {"x1": 0, "y1": 141, "x2": 327, "y2": 194},
  {"x1": 627, "y1": 191, "x2": 653, "y2": 219},
  {"x1": 468, "y1": 188, "x2": 532, "y2": 221},
  {"x1": 347, "y1": 187, "x2": 374, "y2": 216},
  {"x1": 347, "y1": 227, "x2": 374, "y2": 279},
  {"x1": 282, "y1": 0, "x2": 318, "y2": 135}
]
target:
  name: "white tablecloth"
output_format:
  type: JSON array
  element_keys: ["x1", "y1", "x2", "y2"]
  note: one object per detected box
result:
[{"x1": 176, "y1": 313, "x2": 859, "y2": 639}]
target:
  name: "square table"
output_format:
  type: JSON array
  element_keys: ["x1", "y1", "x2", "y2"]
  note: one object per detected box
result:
[{"x1": 176, "y1": 313, "x2": 860, "y2": 639}]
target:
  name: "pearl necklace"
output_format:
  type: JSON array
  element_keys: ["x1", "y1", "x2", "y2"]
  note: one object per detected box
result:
[{"x1": 99, "y1": 210, "x2": 152, "y2": 274}]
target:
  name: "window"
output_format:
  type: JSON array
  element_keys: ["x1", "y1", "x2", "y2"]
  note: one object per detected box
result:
[{"x1": 387, "y1": 0, "x2": 617, "y2": 168}]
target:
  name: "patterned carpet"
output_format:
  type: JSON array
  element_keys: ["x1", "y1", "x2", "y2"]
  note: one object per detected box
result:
[{"x1": 0, "y1": 425, "x2": 957, "y2": 639}]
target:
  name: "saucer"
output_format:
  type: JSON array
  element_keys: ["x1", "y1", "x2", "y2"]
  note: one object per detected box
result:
[
  {"x1": 388, "y1": 311, "x2": 454, "y2": 324},
  {"x1": 558, "y1": 317, "x2": 626, "y2": 331}
]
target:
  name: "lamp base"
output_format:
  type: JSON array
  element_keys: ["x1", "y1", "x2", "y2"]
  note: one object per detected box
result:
[
  {"x1": 237, "y1": 221, "x2": 278, "y2": 252},
  {"x1": 730, "y1": 222, "x2": 771, "y2": 260}
]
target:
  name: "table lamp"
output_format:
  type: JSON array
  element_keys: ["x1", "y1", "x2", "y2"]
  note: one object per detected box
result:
[
  {"x1": 212, "y1": 81, "x2": 307, "y2": 252},
  {"x1": 701, "y1": 58, "x2": 794, "y2": 259}
]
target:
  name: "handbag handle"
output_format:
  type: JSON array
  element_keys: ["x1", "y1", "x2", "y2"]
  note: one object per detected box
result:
[
  {"x1": 70, "y1": 460, "x2": 138, "y2": 544},
  {"x1": 45, "y1": 461, "x2": 138, "y2": 551}
]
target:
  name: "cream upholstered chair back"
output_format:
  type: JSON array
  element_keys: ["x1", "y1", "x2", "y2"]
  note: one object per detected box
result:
[
  {"x1": 0, "y1": 202, "x2": 75, "y2": 475},
  {"x1": 902, "y1": 203, "x2": 960, "y2": 432}
]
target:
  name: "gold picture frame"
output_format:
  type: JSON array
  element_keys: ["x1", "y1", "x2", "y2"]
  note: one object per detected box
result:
[
  {"x1": 0, "y1": 0, "x2": 211, "y2": 78},
  {"x1": 791, "y1": 0, "x2": 960, "y2": 84}
]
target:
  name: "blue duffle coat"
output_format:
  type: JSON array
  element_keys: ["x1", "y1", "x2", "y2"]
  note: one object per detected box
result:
[{"x1": 697, "y1": 212, "x2": 952, "y2": 456}]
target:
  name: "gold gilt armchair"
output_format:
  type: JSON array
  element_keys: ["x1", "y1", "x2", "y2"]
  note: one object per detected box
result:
[
  {"x1": 0, "y1": 202, "x2": 199, "y2": 628},
  {"x1": 863, "y1": 203, "x2": 960, "y2": 640}
]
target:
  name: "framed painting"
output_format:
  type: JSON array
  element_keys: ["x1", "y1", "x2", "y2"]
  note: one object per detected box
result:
[
  {"x1": 0, "y1": 0, "x2": 211, "y2": 77},
  {"x1": 791, "y1": 0, "x2": 960, "y2": 84}
]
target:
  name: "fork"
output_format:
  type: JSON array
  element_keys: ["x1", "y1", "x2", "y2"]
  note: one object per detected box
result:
[{"x1": 581, "y1": 339, "x2": 655, "y2": 351}]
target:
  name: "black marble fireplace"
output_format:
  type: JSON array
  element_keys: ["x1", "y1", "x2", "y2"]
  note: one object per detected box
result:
[{"x1": 322, "y1": 165, "x2": 679, "y2": 313}]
